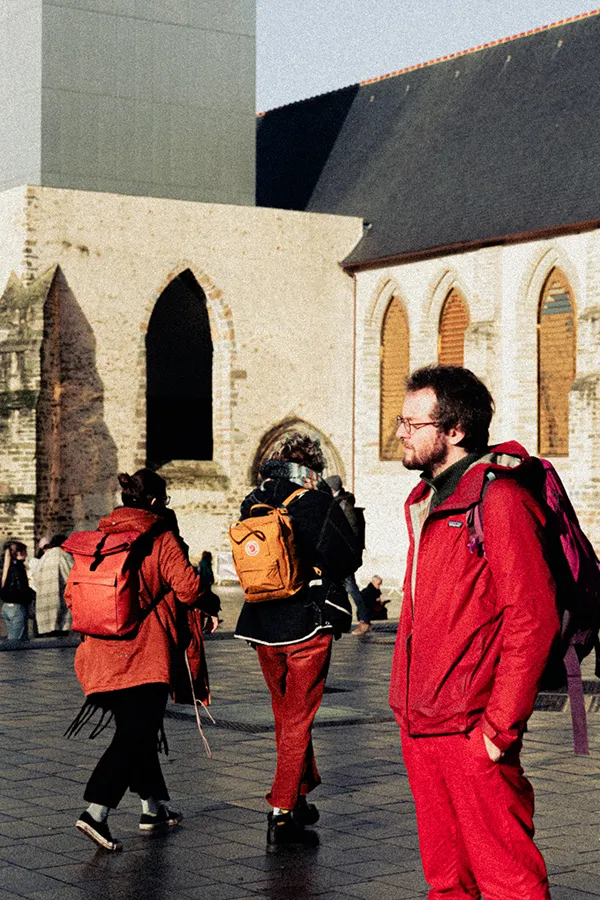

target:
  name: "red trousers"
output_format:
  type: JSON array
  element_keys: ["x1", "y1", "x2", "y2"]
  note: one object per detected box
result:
[
  {"x1": 257, "y1": 632, "x2": 333, "y2": 810},
  {"x1": 401, "y1": 728, "x2": 551, "y2": 900}
]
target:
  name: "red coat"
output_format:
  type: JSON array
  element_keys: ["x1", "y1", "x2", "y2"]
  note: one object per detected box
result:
[
  {"x1": 69, "y1": 507, "x2": 211, "y2": 703},
  {"x1": 389, "y1": 442, "x2": 559, "y2": 751}
]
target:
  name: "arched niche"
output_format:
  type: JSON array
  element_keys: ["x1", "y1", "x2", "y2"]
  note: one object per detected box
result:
[
  {"x1": 146, "y1": 269, "x2": 213, "y2": 468},
  {"x1": 250, "y1": 418, "x2": 345, "y2": 485}
]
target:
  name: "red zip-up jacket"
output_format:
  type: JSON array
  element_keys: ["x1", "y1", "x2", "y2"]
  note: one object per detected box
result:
[{"x1": 389, "y1": 441, "x2": 559, "y2": 751}]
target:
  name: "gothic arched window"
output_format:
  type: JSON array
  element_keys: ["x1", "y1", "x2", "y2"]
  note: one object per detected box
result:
[
  {"x1": 380, "y1": 295, "x2": 410, "y2": 461},
  {"x1": 438, "y1": 288, "x2": 470, "y2": 366},
  {"x1": 538, "y1": 268, "x2": 576, "y2": 457}
]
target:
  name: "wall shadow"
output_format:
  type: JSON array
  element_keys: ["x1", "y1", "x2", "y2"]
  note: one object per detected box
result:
[{"x1": 36, "y1": 268, "x2": 118, "y2": 538}]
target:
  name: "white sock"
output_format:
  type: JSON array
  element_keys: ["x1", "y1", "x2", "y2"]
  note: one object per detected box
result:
[
  {"x1": 141, "y1": 797, "x2": 160, "y2": 816},
  {"x1": 87, "y1": 803, "x2": 109, "y2": 823}
]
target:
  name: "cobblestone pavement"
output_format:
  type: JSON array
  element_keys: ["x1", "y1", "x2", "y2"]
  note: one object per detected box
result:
[{"x1": 1, "y1": 617, "x2": 599, "y2": 900}]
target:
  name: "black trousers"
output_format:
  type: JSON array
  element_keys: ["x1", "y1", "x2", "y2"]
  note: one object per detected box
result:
[{"x1": 84, "y1": 683, "x2": 170, "y2": 809}]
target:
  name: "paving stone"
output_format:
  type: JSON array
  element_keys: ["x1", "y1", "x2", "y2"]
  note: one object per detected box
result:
[{"x1": 1, "y1": 636, "x2": 599, "y2": 899}]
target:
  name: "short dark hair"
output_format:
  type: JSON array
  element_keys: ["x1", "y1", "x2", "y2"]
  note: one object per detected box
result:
[
  {"x1": 118, "y1": 468, "x2": 168, "y2": 510},
  {"x1": 406, "y1": 365, "x2": 494, "y2": 451},
  {"x1": 269, "y1": 432, "x2": 325, "y2": 473}
]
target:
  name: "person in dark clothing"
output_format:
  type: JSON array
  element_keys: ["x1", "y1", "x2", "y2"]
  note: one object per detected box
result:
[
  {"x1": 360, "y1": 576, "x2": 387, "y2": 621},
  {"x1": 324, "y1": 475, "x2": 368, "y2": 634},
  {"x1": 1, "y1": 541, "x2": 33, "y2": 641},
  {"x1": 234, "y1": 434, "x2": 361, "y2": 845}
]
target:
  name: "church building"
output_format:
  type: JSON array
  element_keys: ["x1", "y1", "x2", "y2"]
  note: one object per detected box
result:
[{"x1": 0, "y1": 1, "x2": 598, "y2": 586}]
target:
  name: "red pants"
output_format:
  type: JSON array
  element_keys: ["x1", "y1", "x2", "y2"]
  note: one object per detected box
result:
[
  {"x1": 257, "y1": 632, "x2": 333, "y2": 810},
  {"x1": 401, "y1": 728, "x2": 551, "y2": 900}
]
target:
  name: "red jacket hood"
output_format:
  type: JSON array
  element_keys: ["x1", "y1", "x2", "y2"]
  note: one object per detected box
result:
[
  {"x1": 97, "y1": 506, "x2": 164, "y2": 535},
  {"x1": 407, "y1": 440, "x2": 533, "y2": 511}
]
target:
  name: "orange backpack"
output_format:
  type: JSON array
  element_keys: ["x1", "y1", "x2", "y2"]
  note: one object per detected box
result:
[{"x1": 228, "y1": 489, "x2": 308, "y2": 602}]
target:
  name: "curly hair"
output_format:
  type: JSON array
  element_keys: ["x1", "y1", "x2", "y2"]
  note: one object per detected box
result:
[
  {"x1": 406, "y1": 365, "x2": 495, "y2": 452},
  {"x1": 269, "y1": 432, "x2": 325, "y2": 473}
]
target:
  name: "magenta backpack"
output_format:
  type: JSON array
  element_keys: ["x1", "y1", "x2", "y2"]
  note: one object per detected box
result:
[{"x1": 467, "y1": 456, "x2": 600, "y2": 755}]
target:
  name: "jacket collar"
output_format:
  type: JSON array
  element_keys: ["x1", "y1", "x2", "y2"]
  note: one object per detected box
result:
[
  {"x1": 98, "y1": 506, "x2": 164, "y2": 534},
  {"x1": 406, "y1": 440, "x2": 531, "y2": 512}
]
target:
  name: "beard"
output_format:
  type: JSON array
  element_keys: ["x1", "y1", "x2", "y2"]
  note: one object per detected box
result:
[{"x1": 402, "y1": 431, "x2": 450, "y2": 475}]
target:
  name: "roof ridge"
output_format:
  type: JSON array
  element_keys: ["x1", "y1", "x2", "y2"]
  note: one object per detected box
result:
[
  {"x1": 257, "y1": 8, "x2": 600, "y2": 115},
  {"x1": 360, "y1": 8, "x2": 600, "y2": 87}
]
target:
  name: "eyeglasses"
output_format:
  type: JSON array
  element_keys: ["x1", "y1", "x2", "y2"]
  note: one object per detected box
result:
[{"x1": 395, "y1": 416, "x2": 439, "y2": 435}]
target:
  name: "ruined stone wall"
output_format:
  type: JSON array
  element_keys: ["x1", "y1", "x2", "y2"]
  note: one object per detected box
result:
[
  {"x1": 6, "y1": 185, "x2": 361, "y2": 563},
  {"x1": 353, "y1": 229, "x2": 600, "y2": 587}
]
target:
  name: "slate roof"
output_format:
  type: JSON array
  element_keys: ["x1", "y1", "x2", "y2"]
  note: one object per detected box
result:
[{"x1": 256, "y1": 12, "x2": 600, "y2": 268}]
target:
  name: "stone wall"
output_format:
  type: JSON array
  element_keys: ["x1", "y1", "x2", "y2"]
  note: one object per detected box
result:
[
  {"x1": 0, "y1": 185, "x2": 361, "y2": 561},
  {"x1": 353, "y1": 229, "x2": 600, "y2": 587}
]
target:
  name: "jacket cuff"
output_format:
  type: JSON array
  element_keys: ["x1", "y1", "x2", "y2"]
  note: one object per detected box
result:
[
  {"x1": 197, "y1": 589, "x2": 221, "y2": 617},
  {"x1": 480, "y1": 715, "x2": 518, "y2": 752}
]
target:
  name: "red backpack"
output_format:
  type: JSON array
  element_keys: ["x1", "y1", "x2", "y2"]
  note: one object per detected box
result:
[
  {"x1": 63, "y1": 530, "x2": 151, "y2": 638},
  {"x1": 467, "y1": 455, "x2": 600, "y2": 755}
]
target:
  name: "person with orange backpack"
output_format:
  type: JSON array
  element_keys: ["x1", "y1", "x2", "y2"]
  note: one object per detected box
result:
[
  {"x1": 64, "y1": 469, "x2": 220, "y2": 852},
  {"x1": 233, "y1": 433, "x2": 361, "y2": 845}
]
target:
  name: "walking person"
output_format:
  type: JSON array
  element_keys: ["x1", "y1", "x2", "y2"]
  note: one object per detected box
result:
[
  {"x1": 234, "y1": 435, "x2": 361, "y2": 844},
  {"x1": 66, "y1": 469, "x2": 219, "y2": 852},
  {"x1": 390, "y1": 365, "x2": 559, "y2": 899},
  {"x1": 1, "y1": 540, "x2": 33, "y2": 641}
]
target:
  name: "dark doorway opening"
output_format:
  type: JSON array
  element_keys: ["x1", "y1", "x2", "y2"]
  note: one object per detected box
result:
[{"x1": 146, "y1": 270, "x2": 213, "y2": 468}]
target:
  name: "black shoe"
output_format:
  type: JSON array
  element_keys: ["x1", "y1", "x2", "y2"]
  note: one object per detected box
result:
[
  {"x1": 267, "y1": 810, "x2": 308, "y2": 845},
  {"x1": 76, "y1": 810, "x2": 122, "y2": 852},
  {"x1": 139, "y1": 807, "x2": 183, "y2": 832},
  {"x1": 292, "y1": 798, "x2": 320, "y2": 827}
]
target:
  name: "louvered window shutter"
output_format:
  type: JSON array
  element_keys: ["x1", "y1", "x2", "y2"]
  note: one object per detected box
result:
[
  {"x1": 380, "y1": 297, "x2": 410, "y2": 460},
  {"x1": 538, "y1": 269, "x2": 576, "y2": 457},
  {"x1": 438, "y1": 290, "x2": 470, "y2": 366}
]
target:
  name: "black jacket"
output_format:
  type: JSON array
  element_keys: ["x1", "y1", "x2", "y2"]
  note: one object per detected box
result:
[
  {"x1": 234, "y1": 477, "x2": 361, "y2": 646},
  {"x1": 1, "y1": 560, "x2": 32, "y2": 605}
]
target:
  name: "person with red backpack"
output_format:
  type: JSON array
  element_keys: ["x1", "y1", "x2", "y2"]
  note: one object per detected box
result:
[
  {"x1": 390, "y1": 365, "x2": 559, "y2": 900},
  {"x1": 66, "y1": 469, "x2": 219, "y2": 852}
]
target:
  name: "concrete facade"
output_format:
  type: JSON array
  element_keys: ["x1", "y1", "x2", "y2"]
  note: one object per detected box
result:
[
  {"x1": 0, "y1": 184, "x2": 361, "y2": 558},
  {"x1": 0, "y1": 0, "x2": 256, "y2": 205},
  {"x1": 353, "y1": 229, "x2": 600, "y2": 585}
]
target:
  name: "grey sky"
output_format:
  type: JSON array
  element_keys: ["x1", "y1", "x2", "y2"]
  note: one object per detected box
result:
[{"x1": 256, "y1": 1, "x2": 597, "y2": 111}]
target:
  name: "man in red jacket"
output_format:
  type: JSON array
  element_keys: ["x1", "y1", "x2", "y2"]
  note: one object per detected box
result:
[{"x1": 390, "y1": 365, "x2": 559, "y2": 900}]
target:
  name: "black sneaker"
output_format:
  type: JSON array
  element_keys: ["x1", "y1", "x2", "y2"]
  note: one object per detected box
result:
[
  {"x1": 292, "y1": 798, "x2": 320, "y2": 827},
  {"x1": 76, "y1": 811, "x2": 122, "y2": 852},
  {"x1": 139, "y1": 807, "x2": 183, "y2": 832},
  {"x1": 267, "y1": 810, "x2": 308, "y2": 845}
]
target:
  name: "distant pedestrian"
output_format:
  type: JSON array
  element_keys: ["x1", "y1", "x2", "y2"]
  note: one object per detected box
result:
[
  {"x1": 324, "y1": 475, "x2": 367, "y2": 633},
  {"x1": 33, "y1": 534, "x2": 73, "y2": 636},
  {"x1": 391, "y1": 365, "x2": 558, "y2": 898},
  {"x1": 234, "y1": 435, "x2": 361, "y2": 845},
  {"x1": 197, "y1": 550, "x2": 215, "y2": 586},
  {"x1": 359, "y1": 576, "x2": 387, "y2": 623},
  {"x1": 1, "y1": 541, "x2": 33, "y2": 641},
  {"x1": 67, "y1": 469, "x2": 219, "y2": 852}
]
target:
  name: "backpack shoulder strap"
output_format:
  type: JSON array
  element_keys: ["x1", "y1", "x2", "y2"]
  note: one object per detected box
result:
[
  {"x1": 466, "y1": 469, "x2": 497, "y2": 557},
  {"x1": 282, "y1": 488, "x2": 309, "y2": 507}
]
